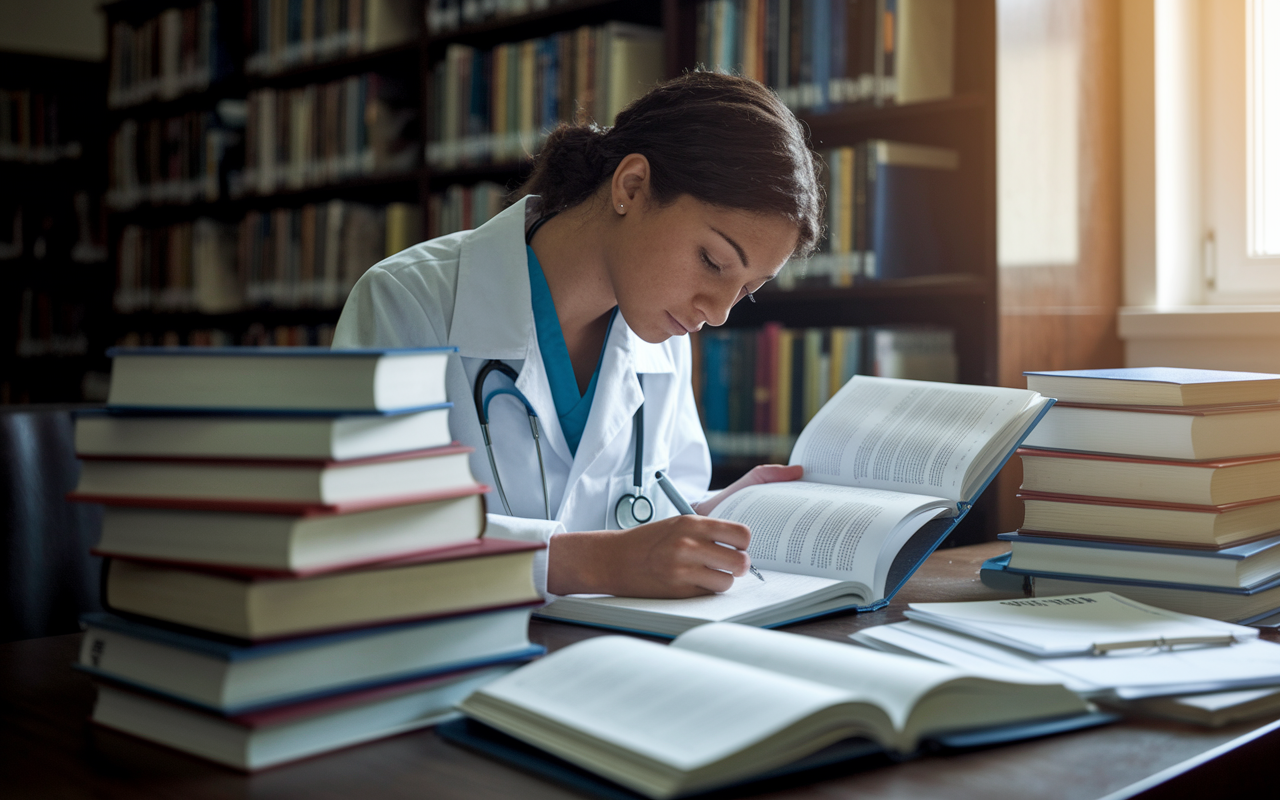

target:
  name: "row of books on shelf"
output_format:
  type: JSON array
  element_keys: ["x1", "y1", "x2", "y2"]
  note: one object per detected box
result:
[
  {"x1": 694, "y1": 0, "x2": 955, "y2": 111},
  {"x1": 14, "y1": 289, "x2": 89, "y2": 358},
  {"x1": 426, "y1": 23, "x2": 663, "y2": 169},
  {"x1": 71, "y1": 347, "x2": 543, "y2": 770},
  {"x1": 697, "y1": 324, "x2": 956, "y2": 459},
  {"x1": 797, "y1": 140, "x2": 960, "y2": 285},
  {"x1": 0, "y1": 89, "x2": 83, "y2": 163},
  {"x1": 113, "y1": 201, "x2": 419, "y2": 313},
  {"x1": 116, "y1": 322, "x2": 338, "y2": 349},
  {"x1": 983, "y1": 368, "x2": 1280, "y2": 625},
  {"x1": 427, "y1": 180, "x2": 506, "y2": 239},
  {"x1": 107, "y1": 1, "x2": 233, "y2": 109},
  {"x1": 107, "y1": 107, "x2": 243, "y2": 210},
  {"x1": 1, "y1": 192, "x2": 106, "y2": 264},
  {"x1": 244, "y1": 0, "x2": 420, "y2": 75},
  {"x1": 426, "y1": 0, "x2": 573, "y2": 33},
  {"x1": 243, "y1": 73, "x2": 417, "y2": 195}
]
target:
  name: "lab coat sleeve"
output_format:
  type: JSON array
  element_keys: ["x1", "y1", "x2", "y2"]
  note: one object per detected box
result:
[
  {"x1": 667, "y1": 335, "x2": 715, "y2": 505},
  {"x1": 483, "y1": 514, "x2": 565, "y2": 600}
]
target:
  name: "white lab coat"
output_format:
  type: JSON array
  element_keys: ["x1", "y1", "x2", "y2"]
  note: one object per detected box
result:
[{"x1": 332, "y1": 196, "x2": 713, "y2": 596}]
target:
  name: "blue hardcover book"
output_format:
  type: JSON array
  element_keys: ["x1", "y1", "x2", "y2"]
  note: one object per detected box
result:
[
  {"x1": 537, "y1": 377, "x2": 1056, "y2": 636},
  {"x1": 77, "y1": 606, "x2": 544, "y2": 715},
  {"x1": 982, "y1": 552, "x2": 1280, "y2": 625},
  {"x1": 1022, "y1": 367, "x2": 1280, "y2": 407},
  {"x1": 811, "y1": 0, "x2": 831, "y2": 111},
  {"x1": 998, "y1": 530, "x2": 1280, "y2": 592},
  {"x1": 868, "y1": 139, "x2": 960, "y2": 280},
  {"x1": 104, "y1": 346, "x2": 456, "y2": 414}
]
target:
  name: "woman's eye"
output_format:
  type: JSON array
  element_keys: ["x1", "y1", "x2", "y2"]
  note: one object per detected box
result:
[{"x1": 700, "y1": 251, "x2": 723, "y2": 273}]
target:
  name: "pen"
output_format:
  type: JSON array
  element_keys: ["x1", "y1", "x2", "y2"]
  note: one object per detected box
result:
[{"x1": 654, "y1": 470, "x2": 765, "y2": 583}]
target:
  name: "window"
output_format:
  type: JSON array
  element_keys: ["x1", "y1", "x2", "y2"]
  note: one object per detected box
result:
[{"x1": 1202, "y1": 0, "x2": 1280, "y2": 300}]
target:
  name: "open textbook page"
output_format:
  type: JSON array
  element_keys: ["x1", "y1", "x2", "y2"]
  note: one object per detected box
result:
[
  {"x1": 791, "y1": 377, "x2": 1049, "y2": 503},
  {"x1": 457, "y1": 624, "x2": 1087, "y2": 799},
  {"x1": 709, "y1": 482, "x2": 953, "y2": 594},
  {"x1": 537, "y1": 484, "x2": 953, "y2": 635}
]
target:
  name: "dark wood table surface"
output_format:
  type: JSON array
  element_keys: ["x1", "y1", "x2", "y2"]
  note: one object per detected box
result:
[{"x1": 4, "y1": 541, "x2": 1279, "y2": 799}]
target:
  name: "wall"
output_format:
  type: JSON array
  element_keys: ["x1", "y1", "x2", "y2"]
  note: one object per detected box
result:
[
  {"x1": 995, "y1": 0, "x2": 1125, "y2": 531},
  {"x1": 0, "y1": 0, "x2": 104, "y2": 61}
]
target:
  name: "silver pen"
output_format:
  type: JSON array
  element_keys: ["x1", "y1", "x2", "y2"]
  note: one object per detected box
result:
[{"x1": 654, "y1": 470, "x2": 765, "y2": 582}]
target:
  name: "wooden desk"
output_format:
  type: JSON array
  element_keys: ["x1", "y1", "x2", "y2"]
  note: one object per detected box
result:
[{"x1": 4, "y1": 542, "x2": 1278, "y2": 799}]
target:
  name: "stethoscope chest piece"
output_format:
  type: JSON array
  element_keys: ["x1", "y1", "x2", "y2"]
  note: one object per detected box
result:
[{"x1": 615, "y1": 492, "x2": 654, "y2": 529}]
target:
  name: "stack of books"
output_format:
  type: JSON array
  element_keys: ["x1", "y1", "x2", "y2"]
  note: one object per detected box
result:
[
  {"x1": 986, "y1": 367, "x2": 1280, "y2": 624},
  {"x1": 71, "y1": 346, "x2": 544, "y2": 771}
]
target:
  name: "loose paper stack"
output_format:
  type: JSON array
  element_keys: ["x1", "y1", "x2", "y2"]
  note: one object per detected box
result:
[
  {"x1": 70, "y1": 347, "x2": 544, "y2": 771},
  {"x1": 853, "y1": 592, "x2": 1280, "y2": 726},
  {"x1": 987, "y1": 367, "x2": 1280, "y2": 624}
]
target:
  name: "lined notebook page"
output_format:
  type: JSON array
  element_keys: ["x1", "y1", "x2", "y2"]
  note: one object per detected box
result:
[{"x1": 464, "y1": 636, "x2": 856, "y2": 770}]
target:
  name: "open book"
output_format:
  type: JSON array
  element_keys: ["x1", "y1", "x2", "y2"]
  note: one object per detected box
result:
[
  {"x1": 539, "y1": 377, "x2": 1052, "y2": 635},
  {"x1": 451, "y1": 623, "x2": 1092, "y2": 800}
]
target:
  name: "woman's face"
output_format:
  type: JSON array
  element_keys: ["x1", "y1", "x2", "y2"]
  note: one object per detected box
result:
[{"x1": 606, "y1": 194, "x2": 799, "y2": 344}]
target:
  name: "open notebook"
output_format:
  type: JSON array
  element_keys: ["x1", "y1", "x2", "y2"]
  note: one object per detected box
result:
[
  {"x1": 538, "y1": 376, "x2": 1054, "y2": 636},
  {"x1": 448, "y1": 623, "x2": 1097, "y2": 800}
]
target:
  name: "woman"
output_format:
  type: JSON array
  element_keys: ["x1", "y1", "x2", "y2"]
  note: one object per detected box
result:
[{"x1": 333, "y1": 72, "x2": 824, "y2": 599}]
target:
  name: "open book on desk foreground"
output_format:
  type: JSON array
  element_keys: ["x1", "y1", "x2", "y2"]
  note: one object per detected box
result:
[
  {"x1": 537, "y1": 377, "x2": 1054, "y2": 636},
  {"x1": 442, "y1": 623, "x2": 1105, "y2": 800}
]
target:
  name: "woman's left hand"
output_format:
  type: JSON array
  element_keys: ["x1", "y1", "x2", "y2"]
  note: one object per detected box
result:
[{"x1": 693, "y1": 463, "x2": 804, "y2": 516}]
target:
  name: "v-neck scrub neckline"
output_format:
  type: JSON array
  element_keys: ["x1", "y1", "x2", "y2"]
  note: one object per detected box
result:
[{"x1": 526, "y1": 245, "x2": 617, "y2": 457}]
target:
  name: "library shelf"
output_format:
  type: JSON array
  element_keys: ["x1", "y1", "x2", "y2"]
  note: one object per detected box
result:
[
  {"x1": 243, "y1": 42, "x2": 420, "y2": 91},
  {"x1": 105, "y1": 80, "x2": 245, "y2": 121},
  {"x1": 109, "y1": 171, "x2": 426, "y2": 223},
  {"x1": 426, "y1": 0, "x2": 661, "y2": 49},
  {"x1": 427, "y1": 163, "x2": 532, "y2": 187}
]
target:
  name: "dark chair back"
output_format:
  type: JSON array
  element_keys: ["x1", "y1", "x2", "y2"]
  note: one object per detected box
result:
[{"x1": 0, "y1": 406, "x2": 103, "y2": 642}]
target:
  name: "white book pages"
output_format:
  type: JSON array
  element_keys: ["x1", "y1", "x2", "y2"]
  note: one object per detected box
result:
[
  {"x1": 709, "y1": 481, "x2": 953, "y2": 597},
  {"x1": 790, "y1": 376, "x2": 1045, "y2": 502}
]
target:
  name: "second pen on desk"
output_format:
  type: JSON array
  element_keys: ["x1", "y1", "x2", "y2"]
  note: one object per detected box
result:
[{"x1": 654, "y1": 470, "x2": 765, "y2": 583}]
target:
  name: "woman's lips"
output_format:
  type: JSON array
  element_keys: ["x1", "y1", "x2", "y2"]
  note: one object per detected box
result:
[{"x1": 665, "y1": 311, "x2": 691, "y2": 335}]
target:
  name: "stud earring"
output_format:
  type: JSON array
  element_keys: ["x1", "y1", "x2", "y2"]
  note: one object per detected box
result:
[{"x1": 618, "y1": 203, "x2": 625, "y2": 211}]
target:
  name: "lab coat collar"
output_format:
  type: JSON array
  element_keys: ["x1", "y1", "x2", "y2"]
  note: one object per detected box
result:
[{"x1": 449, "y1": 196, "x2": 536, "y2": 360}]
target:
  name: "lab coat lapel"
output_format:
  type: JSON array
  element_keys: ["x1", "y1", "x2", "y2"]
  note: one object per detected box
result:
[
  {"x1": 563, "y1": 320, "x2": 644, "y2": 499},
  {"x1": 448, "y1": 196, "x2": 576, "y2": 472}
]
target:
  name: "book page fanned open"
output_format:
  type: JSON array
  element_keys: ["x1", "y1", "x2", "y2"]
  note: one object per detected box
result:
[{"x1": 537, "y1": 377, "x2": 1053, "y2": 636}]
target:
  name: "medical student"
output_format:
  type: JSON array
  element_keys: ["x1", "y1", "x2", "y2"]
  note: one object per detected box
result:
[{"x1": 333, "y1": 72, "x2": 824, "y2": 600}]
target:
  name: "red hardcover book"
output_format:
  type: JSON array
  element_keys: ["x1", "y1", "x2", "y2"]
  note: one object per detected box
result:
[
  {"x1": 103, "y1": 537, "x2": 546, "y2": 641},
  {"x1": 68, "y1": 444, "x2": 486, "y2": 513}
]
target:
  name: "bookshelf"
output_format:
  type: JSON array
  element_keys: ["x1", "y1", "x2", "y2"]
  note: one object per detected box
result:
[
  {"x1": 93, "y1": 0, "x2": 999, "y2": 538},
  {"x1": 0, "y1": 51, "x2": 110, "y2": 404}
]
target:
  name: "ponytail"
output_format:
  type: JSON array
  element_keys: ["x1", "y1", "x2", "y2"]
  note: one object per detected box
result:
[{"x1": 519, "y1": 71, "x2": 825, "y2": 257}]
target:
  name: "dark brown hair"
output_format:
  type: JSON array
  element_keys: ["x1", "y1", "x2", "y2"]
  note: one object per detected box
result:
[{"x1": 520, "y1": 71, "x2": 825, "y2": 256}]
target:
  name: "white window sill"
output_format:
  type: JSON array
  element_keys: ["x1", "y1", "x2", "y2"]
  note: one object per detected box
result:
[{"x1": 1119, "y1": 306, "x2": 1280, "y2": 371}]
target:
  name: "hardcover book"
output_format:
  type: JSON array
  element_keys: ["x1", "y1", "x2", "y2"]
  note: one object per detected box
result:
[{"x1": 538, "y1": 376, "x2": 1052, "y2": 636}]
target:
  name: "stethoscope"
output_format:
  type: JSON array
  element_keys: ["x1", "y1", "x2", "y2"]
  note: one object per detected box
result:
[{"x1": 470, "y1": 214, "x2": 654, "y2": 529}]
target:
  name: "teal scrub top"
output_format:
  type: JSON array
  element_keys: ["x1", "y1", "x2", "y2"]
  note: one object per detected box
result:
[{"x1": 526, "y1": 245, "x2": 617, "y2": 457}]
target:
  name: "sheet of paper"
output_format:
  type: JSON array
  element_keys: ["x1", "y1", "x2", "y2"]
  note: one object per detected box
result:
[
  {"x1": 791, "y1": 376, "x2": 1043, "y2": 501},
  {"x1": 858, "y1": 621, "x2": 1280, "y2": 699},
  {"x1": 709, "y1": 481, "x2": 952, "y2": 594},
  {"x1": 905, "y1": 592, "x2": 1258, "y2": 656}
]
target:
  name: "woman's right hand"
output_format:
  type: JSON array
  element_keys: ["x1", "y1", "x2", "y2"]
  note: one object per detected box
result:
[{"x1": 546, "y1": 516, "x2": 752, "y2": 598}]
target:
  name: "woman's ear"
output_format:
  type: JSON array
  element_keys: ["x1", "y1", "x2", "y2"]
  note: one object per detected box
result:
[{"x1": 611, "y1": 153, "x2": 651, "y2": 211}]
